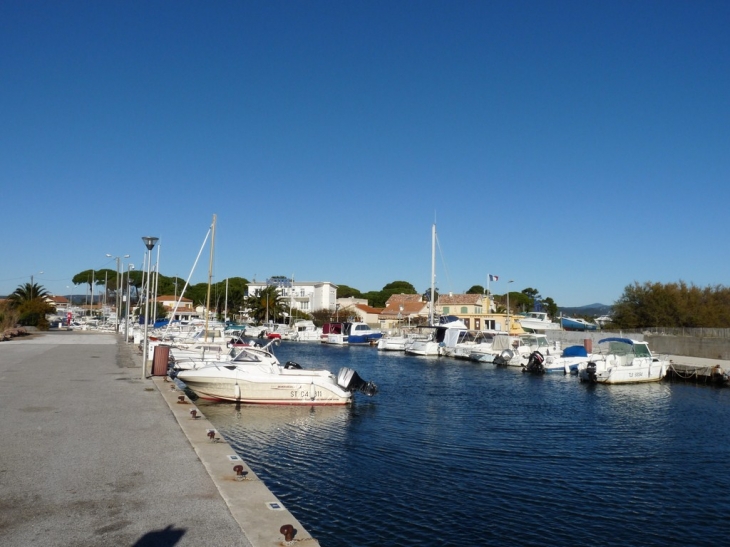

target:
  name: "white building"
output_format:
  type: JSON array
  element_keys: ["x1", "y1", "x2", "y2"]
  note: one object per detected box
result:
[{"x1": 246, "y1": 278, "x2": 338, "y2": 315}]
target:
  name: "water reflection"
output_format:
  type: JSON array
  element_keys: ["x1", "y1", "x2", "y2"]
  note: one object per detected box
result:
[{"x1": 194, "y1": 343, "x2": 730, "y2": 547}]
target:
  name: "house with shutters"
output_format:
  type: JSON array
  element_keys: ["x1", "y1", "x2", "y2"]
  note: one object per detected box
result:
[{"x1": 436, "y1": 293, "x2": 518, "y2": 332}]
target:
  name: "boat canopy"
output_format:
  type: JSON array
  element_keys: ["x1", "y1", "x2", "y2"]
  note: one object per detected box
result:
[
  {"x1": 439, "y1": 315, "x2": 461, "y2": 325},
  {"x1": 598, "y1": 337, "x2": 635, "y2": 345}
]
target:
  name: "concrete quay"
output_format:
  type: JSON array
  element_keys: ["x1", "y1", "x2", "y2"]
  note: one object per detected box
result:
[{"x1": 0, "y1": 330, "x2": 319, "y2": 547}]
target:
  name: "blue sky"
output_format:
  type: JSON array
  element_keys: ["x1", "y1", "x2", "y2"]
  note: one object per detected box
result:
[{"x1": 1, "y1": 1, "x2": 728, "y2": 307}]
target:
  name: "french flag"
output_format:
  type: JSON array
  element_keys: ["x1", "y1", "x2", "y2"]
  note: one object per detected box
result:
[{"x1": 489, "y1": 274, "x2": 499, "y2": 282}]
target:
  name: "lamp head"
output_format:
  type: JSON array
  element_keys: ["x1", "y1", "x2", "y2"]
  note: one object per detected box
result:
[{"x1": 141, "y1": 236, "x2": 159, "y2": 251}]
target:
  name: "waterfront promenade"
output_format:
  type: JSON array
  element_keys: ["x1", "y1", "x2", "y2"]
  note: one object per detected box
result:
[{"x1": 0, "y1": 330, "x2": 314, "y2": 546}]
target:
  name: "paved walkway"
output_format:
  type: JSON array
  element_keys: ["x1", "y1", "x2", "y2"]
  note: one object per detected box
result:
[{"x1": 0, "y1": 330, "x2": 253, "y2": 546}]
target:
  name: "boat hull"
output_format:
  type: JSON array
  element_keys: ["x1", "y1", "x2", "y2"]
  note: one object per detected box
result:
[
  {"x1": 377, "y1": 337, "x2": 408, "y2": 351},
  {"x1": 348, "y1": 333, "x2": 383, "y2": 345},
  {"x1": 578, "y1": 358, "x2": 668, "y2": 384},
  {"x1": 560, "y1": 317, "x2": 598, "y2": 331},
  {"x1": 404, "y1": 340, "x2": 440, "y2": 356},
  {"x1": 177, "y1": 366, "x2": 352, "y2": 405}
]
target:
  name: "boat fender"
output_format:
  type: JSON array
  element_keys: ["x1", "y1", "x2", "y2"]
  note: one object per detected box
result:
[{"x1": 234, "y1": 384, "x2": 241, "y2": 400}]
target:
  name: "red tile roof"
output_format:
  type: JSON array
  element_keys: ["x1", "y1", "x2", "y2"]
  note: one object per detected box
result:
[
  {"x1": 437, "y1": 294, "x2": 484, "y2": 305},
  {"x1": 385, "y1": 293, "x2": 423, "y2": 305}
]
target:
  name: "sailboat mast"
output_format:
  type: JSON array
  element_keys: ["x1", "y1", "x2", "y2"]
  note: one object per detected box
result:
[
  {"x1": 204, "y1": 214, "x2": 217, "y2": 341},
  {"x1": 430, "y1": 223, "x2": 436, "y2": 325},
  {"x1": 224, "y1": 277, "x2": 228, "y2": 323}
]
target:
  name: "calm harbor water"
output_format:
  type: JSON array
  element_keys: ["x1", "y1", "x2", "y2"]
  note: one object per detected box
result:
[{"x1": 193, "y1": 342, "x2": 730, "y2": 547}]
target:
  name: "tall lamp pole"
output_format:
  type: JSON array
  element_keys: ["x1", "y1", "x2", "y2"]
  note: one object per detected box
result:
[
  {"x1": 506, "y1": 280, "x2": 514, "y2": 333},
  {"x1": 124, "y1": 263, "x2": 135, "y2": 343},
  {"x1": 141, "y1": 236, "x2": 159, "y2": 379},
  {"x1": 107, "y1": 253, "x2": 130, "y2": 332}
]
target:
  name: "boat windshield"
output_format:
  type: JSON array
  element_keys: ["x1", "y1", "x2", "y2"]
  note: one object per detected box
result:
[
  {"x1": 232, "y1": 349, "x2": 264, "y2": 363},
  {"x1": 633, "y1": 343, "x2": 651, "y2": 358},
  {"x1": 606, "y1": 341, "x2": 633, "y2": 356}
]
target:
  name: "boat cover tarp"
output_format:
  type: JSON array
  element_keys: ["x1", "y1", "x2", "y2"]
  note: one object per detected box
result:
[
  {"x1": 491, "y1": 334, "x2": 516, "y2": 351},
  {"x1": 562, "y1": 345, "x2": 588, "y2": 357},
  {"x1": 442, "y1": 326, "x2": 466, "y2": 348}
]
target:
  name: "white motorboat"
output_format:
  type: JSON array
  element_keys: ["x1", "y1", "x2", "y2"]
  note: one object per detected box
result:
[
  {"x1": 405, "y1": 316, "x2": 467, "y2": 356},
  {"x1": 377, "y1": 332, "x2": 429, "y2": 352},
  {"x1": 577, "y1": 338, "x2": 668, "y2": 384},
  {"x1": 176, "y1": 356, "x2": 378, "y2": 405},
  {"x1": 377, "y1": 334, "x2": 410, "y2": 351},
  {"x1": 485, "y1": 333, "x2": 560, "y2": 367},
  {"x1": 517, "y1": 312, "x2": 561, "y2": 333},
  {"x1": 441, "y1": 330, "x2": 499, "y2": 359},
  {"x1": 291, "y1": 320, "x2": 322, "y2": 342},
  {"x1": 522, "y1": 345, "x2": 591, "y2": 374}
]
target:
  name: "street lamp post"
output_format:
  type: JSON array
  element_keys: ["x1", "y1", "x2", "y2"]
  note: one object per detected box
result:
[
  {"x1": 506, "y1": 280, "x2": 514, "y2": 333},
  {"x1": 124, "y1": 263, "x2": 135, "y2": 344},
  {"x1": 107, "y1": 253, "x2": 130, "y2": 332},
  {"x1": 141, "y1": 236, "x2": 159, "y2": 379}
]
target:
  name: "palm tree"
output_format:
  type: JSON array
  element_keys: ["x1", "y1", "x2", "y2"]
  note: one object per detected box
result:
[
  {"x1": 245, "y1": 286, "x2": 284, "y2": 323},
  {"x1": 8, "y1": 282, "x2": 54, "y2": 328},
  {"x1": 8, "y1": 282, "x2": 50, "y2": 308}
]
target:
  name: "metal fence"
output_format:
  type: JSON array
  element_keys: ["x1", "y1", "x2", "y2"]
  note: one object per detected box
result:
[{"x1": 628, "y1": 327, "x2": 730, "y2": 339}]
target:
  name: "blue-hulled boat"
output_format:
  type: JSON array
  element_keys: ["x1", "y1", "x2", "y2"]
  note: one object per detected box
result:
[{"x1": 560, "y1": 316, "x2": 598, "y2": 331}]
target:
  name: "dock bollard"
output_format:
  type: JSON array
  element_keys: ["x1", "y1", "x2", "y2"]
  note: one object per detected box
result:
[
  {"x1": 280, "y1": 524, "x2": 296, "y2": 542},
  {"x1": 177, "y1": 395, "x2": 187, "y2": 404},
  {"x1": 207, "y1": 429, "x2": 220, "y2": 442},
  {"x1": 190, "y1": 408, "x2": 198, "y2": 419},
  {"x1": 233, "y1": 465, "x2": 248, "y2": 481}
]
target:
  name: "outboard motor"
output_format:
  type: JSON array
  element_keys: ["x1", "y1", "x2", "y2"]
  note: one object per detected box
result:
[
  {"x1": 336, "y1": 367, "x2": 378, "y2": 396},
  {"x1": 493, "y1": 349, "x2": 514, "y2": 366},
  {"x1": 584, "y1": 362, "x2": 598, "y2": 383},
  {"x1": 522, "y1": 351, "x2": 545, "y2": 374}
]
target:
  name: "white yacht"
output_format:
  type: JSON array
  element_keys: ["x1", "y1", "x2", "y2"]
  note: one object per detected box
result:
[
  {"x1": 176, "y1": 346, "x2": 378, "y2": 405},
  {"x1": 578, "y1": 338, "x2": 668, "y2": 384}
]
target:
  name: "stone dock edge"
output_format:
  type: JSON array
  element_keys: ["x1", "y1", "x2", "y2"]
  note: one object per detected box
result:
[{"x1": 141, "y1": 347, "x2": 322, "y2": 547}]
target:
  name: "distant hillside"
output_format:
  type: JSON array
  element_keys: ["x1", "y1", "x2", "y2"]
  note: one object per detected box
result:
[{"x1": 558, "y1": 303, "x2": 612, "y2": 317}]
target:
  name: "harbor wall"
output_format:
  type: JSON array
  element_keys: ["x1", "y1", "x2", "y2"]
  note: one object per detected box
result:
[{"x1": 545, "y1": 330, "x2": 730, "y2": 361}]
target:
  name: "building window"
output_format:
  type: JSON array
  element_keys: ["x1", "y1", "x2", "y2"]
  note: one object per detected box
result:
[
  {"x1": 461, "y1": 306, "x2": 468, "y2": 314},
  {"x1": 475, "y1": 318, "x2": 480, "y2": 330},
  {"x1": 464, "y1": 318, "x2": 470, "y2": 329},
  {"x1": 301, "y1": 302, "x2": 309, "y2": 311},
  {"x1": 443, "y1": 306, "x2": 450, "y2": 314}
]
